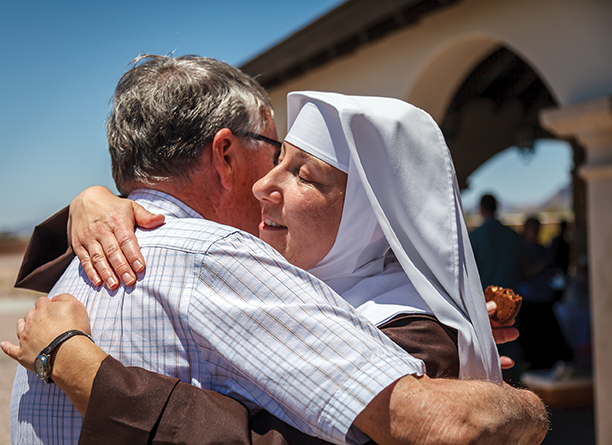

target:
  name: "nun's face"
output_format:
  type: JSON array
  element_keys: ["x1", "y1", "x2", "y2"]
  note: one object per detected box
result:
[{"x1": 253, "y1": 142, "x2": 347, "y2": 270}]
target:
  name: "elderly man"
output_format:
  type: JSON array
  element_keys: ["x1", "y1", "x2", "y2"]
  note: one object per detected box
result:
[{"x1": 5, "y1": 55, "x2": 547, "y2": 445}]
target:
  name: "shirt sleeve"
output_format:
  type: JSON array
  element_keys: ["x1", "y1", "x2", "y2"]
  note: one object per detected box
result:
[{"x1": 188, "y1": 232, "x2": 424, "y2": 444}]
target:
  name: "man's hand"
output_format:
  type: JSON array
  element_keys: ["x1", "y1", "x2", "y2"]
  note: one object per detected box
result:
[
  {"x1": 487, "y1": 300, "x2": 519, "y2": 369},
  {"x1": 1, "y1": 293, "x2": 107, "y2": 416},
  {"x1": 1, "y1": 294, "x2": 91, "y2": 372},
  {"x1": 69, "y1": 186, "x2": 164, "y2": 289}
]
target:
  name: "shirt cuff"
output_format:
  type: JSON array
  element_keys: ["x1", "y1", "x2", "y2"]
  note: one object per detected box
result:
[{"x1": 319, "y1": 351, "x2": 424, "y2": 444}]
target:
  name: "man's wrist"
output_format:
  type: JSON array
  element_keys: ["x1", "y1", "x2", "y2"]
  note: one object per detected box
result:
[
  {"x1": 35, "y1": 330, "x2": 94, "y2": 383},
  {"x1": 50, "y1": 335, "x2": 108, "y2": 415}
]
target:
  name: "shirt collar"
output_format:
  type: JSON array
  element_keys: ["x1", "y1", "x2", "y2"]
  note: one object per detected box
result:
[{"x1": 127, "y1": 188, "x2": 204, "y2": 220}]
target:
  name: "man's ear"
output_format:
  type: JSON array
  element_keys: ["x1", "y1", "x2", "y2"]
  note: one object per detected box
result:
[{"x1": 210, "y1": 128, "x2": 239, "y2": 191}]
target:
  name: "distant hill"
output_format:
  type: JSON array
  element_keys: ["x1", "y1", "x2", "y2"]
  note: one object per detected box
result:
[
  {"x1": 503, "y1": 183, "x2": 572, "y2": 215},
  {"x1": 464, "y1": 184, "x2": 573, "y2": 232},
  {"x1": 0, "y1": 240, "x2": 28, "y2": 254},
  {"x1": 0, "y1": 219, "x2": 38, "y2": 240}
]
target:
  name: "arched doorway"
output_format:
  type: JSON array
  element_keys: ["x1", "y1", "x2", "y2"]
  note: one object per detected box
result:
[
  {"x1": 437, "y1": 45, "x2": 592, "y2": 380},
  {"x1": 441, "y1": 47, "x2": 556, "y2": 188},
  {"x1": 434, "y1": 45, "x2": 588, "y2": 269},
  {"x1": 460, "y1": 139, "x2": 574, "y2": 232}
]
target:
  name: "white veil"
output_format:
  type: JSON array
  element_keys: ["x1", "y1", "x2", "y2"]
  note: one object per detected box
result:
[{"x1": 284, "y1": 91, "x2": 502, "y2": 382}]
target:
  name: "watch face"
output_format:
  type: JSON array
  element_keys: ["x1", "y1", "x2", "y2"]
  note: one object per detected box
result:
[{"x1": 35, "y1": 355, "x2": 48, "y2": 380}]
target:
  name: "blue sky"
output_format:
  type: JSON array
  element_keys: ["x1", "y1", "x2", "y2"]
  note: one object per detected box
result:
[
  {"x1": 460, "y1": 139, "x2": 573, "y2": 213},
  {"x1": 0, "y1": 1, "x2": 572, "y2": 233}
]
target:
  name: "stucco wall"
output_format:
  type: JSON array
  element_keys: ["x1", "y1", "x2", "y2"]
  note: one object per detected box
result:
[{"x1": 267, "y1": 0, "x2": 612, "y2": 135}]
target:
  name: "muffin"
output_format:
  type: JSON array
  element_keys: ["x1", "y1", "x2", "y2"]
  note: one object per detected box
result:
[{"x1": 484, "y1": 285, "x2": 522, "y2": 324}]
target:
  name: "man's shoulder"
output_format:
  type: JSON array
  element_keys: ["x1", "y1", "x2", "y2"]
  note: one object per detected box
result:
[
  {"x1": 136, "y1": 217, "x2": 287, "y2": 267},
  {"x1": 135, "y1": 216, "x2": 255, "y2": 253},
  {"x1": 471, "y1": 218, "x2": 517, "y2": 236},
  {"x1": 468, "y1": 223, "x2": 486, "y2": 242},
  {"x1": 497, "y1": 221, "x2": 521, "y2": 241}
]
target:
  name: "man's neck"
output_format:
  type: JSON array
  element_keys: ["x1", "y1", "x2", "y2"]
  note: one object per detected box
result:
[
  {"x1": 132, "y1": 180, "x2": 220, "y2": 224},
  {"x1": 481, "y1": 212, "x2": 496, "y2": 222}
]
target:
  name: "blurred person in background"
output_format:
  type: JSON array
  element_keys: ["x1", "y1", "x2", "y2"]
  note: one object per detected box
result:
[
  {"x1": 518, "y1": 217, "x2": 573, "y2": 370},
  {"x1": 469, "y1": 194, "x2": 525, "y2": 377},
  {"x1": 469, "y1": 194, "x2": 523, "y2": 291},
  {"x1": 548, "y1": 219, "x2": 571, "y2": 302}
]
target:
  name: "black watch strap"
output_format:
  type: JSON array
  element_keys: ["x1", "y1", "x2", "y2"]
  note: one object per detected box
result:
[
  {"x1": 37, "y1": 330, "x2": 95, "y2": 383},
  {"x1": 41, "y1": 330, "x2": 94, "y2": 356}
]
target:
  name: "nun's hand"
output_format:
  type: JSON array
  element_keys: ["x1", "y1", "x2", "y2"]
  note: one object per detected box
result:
[
  {"x1": 69, "y1": 186, "x2": 164, "y2": 289},
  {"x1": 487, "y1": 300, "x2": 519, "y2": 369}
]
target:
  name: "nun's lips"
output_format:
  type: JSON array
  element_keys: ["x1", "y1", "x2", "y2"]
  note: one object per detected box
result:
[{"x1": 259, "y1": 218, "x2": 287, "y2": 231}]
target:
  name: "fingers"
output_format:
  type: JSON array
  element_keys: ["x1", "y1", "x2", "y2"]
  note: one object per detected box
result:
[
  {"x1": 109, "y1": 204, "x2": 149, "y2": 280},
  {"x1": 133, "y1": 202, "x2": 165, "y2": 230},
  {"x1": 492, "y1": 326, "x2": 519, "y2": 344},
  {"x1": 500, "y1": 355, "x2": 515, "y2": 369},
  {"x1": 69, "y1": 187, "x2": 128, "y2": 288},
  {"x1": 69, "y1": 187, "x2": 107, "y2": 287},
  {"x1": 2, "y1": 294, "x2": 93, "y2": 372},
  {"x1": 487, "y1": 300, "x2": 518, "y2": 331},
  {"x1": 0, "y1": 341, "x2": 19, "y2": 361},
  {"x1": 34, "y1": 296, "x2": 51, "y2": 309},
  {"x1": 487, "y1": 298, "x2": 520, "y2": 346},
  {"x1": 117, "y1": 232, "x2": 145, "y2": 276},
  {"x1": 90, "y1": 206, "x2": 148, "y2": 287},
  {"x1": 23, "y1": 307, "x2": 35, "y2": 321},
  {"x1": 99, "y1": 228, "x2": 135, "y2": 286},
  {"x1": 73, "y1": 215, "x2": 132, "y2": 289},
  {"x1": 119, "y1": 201, "x2": 164, "y2": 276},
  {"x1": 16, "y1": 318, "x2": 25, "y2": 340},
  {"x1": 73, "y1": 243, "x2": 115, "y2": 288},
  {"x1": 486, "y1": 300, "x2": 496, "y2": 316},
  {"x1": 69, "y1": 186, "x2": 148, "y2": 289}
]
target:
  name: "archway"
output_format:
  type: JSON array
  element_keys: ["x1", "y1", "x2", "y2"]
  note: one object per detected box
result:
[
  {"x1": 460, "y1": 139, "x2": 574, "y2": 227},
  {"x1": 440, "y1": 46, "x2": 556, "y2": 189},
  {"x1": 436, "y1": 45, "x2": 586, "y2": 268},
  {"x1": 419, "y1": 43, "x2": 591, "y2": 376}
]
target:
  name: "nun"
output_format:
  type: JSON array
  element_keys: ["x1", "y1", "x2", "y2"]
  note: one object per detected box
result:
[{"x1": 254, "y1": 91, "x2": 502, "y2": 382}]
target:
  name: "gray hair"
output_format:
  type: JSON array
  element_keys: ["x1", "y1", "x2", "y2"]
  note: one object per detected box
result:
[{"x1": 107, "y1": 54, "x2": 274, "y2": 194}]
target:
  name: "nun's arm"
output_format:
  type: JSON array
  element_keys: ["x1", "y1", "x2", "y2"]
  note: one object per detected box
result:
[{"x1": 14, "y1": 186, "x2": 162, "y2": 293}]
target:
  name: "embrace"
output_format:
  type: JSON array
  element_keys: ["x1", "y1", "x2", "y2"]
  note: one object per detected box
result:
[{"x1": 3, "y1": 55, "x2": 547, "y2": 445}]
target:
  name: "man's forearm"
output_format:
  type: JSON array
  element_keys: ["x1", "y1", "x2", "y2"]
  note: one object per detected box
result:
[
  {"x1": 410, "y1": 377, "x2": 548, "y2": 444},
  {"x1": 49, "y1": 336, "x2": 107, "y2": 416},
  {"x1": 355, "y1": 374, "x2": 548, "y2": 445}
]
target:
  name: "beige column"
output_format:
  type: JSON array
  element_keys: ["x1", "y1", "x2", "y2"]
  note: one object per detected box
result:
[{"x1": 541, "y1": 97, "x2": 612, "y2": 445}]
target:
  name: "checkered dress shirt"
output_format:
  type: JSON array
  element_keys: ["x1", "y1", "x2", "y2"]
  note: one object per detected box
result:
[{"x1": 11, "y1": 189, "x2": 423, "y2": 445}]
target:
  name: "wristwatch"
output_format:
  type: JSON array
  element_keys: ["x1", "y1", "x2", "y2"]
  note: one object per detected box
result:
[{"x1": 34, "y1": 330, "x2": 94, "y2": 384}]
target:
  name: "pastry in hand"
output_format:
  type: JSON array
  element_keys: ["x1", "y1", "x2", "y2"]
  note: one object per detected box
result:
[{"x1": 484, "y1": 285, "x2": 522, "y2": 324}]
